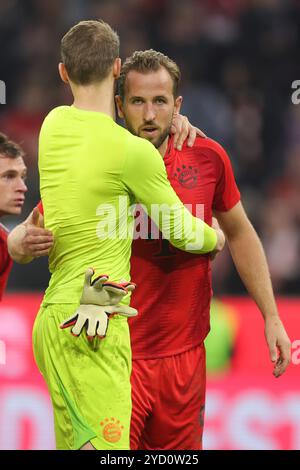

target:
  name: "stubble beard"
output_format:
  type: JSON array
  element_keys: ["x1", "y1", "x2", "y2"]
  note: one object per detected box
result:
[{"x1": 126, "y1": 121, "x2": 172, "y2": 149}]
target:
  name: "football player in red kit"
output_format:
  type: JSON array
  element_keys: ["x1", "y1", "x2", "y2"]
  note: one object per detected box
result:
[
  {"x1": 116, "y1": 50, "x2": 291, "y2": 450},
  {"x1": 0, "y1": 133, "x2": 27, "y2": 300}
]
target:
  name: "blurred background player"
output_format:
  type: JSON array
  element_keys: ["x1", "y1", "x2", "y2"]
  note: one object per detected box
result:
[
  {"x1": 115, "y1": 50, "x2": 291, "y2": 450},
  {"x1": 0, "y1": 133, "x2": 27, "y2": 300},
  {"x1": 25, "y1": 20, "x2": 224, "y2": 451}
]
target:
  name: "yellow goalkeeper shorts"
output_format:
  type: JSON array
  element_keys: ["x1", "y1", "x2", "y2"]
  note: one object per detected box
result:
[{"x1": 32, "y1": 303, "x2": 132, "y2": 450}]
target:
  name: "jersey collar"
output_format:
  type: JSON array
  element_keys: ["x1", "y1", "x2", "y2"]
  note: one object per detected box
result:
[{"x1": 163, "y1": 135, "x2": 175, "y2": 164}]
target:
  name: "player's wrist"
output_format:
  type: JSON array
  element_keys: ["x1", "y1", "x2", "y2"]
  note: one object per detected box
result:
[
  {"x1": 8, "y1": 224, "x2": 26, "y2": 260},
  {"x1": 264, "y1": 312, "x2": 281, "y2": 323}
]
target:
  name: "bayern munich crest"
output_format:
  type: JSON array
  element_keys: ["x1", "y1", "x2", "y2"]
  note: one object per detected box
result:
[{"x1": 173, "y1": 165, "x2": 199, "y2": 189}]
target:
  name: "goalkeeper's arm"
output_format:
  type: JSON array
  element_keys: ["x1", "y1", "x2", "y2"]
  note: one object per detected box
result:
[{"x1": 123, "y1": 138, "x2": 225, "y2": 255}]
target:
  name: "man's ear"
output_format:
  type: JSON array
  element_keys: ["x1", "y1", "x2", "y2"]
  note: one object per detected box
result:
[
  {"x1": 115, "y1": 95, "x2": 125, "y2": 119},
  {"x1": 58, "y1": 63, "x2": 69, "y2": 84},
  {"x1": 174, "y1": 95, "x2": 183, "y2": 114},
  {"x1": 113, "y1": 58, "x2": 121, "y2": 79}
]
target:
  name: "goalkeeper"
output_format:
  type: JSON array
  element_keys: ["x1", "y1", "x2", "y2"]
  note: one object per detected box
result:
[{"x1": 29, "y1": 20, "x2": 224, "y2": 451}]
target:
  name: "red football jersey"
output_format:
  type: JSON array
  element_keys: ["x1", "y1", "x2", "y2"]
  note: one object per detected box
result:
[
  {"x1": 129, "y1": 136, "x2": 240, "y2": 359},
  {"x1": 0, "y1": 223, "x2": 13, "y2": 301},
  {"x1": 37, "y1": 200, "x2": 43, "y2": 215}
]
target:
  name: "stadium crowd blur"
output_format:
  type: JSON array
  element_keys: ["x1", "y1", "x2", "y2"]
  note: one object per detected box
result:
[{"x1": 0, "y1": 0, "x2": 299, "y2": 295}]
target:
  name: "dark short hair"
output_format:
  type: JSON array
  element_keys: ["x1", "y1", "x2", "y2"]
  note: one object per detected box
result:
[
  {"x1": 61, "y1": 20, "x2": 120, "y2": 85},
  {"x1": 0, "y1": 133, "x2": 24, "y2": 159},
  {"x1": 118, "y1": 49, "x2": 181, "y2": 101}
]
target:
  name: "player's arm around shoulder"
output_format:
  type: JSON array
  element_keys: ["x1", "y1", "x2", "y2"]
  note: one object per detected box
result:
[
  {"x1": 122, "y1": 134, "x2": 224, "y2": 255},
  {"x1": 121, "y1": 134, "x2": 171, "y2": 202},
  {"x1": 8, "y1": 207, "x2": 53, "y2": 264}
]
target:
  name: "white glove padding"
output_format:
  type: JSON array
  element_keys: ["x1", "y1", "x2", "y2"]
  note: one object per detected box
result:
[
  {"x1": 61, "y1": 304, "x2": 137, "y2": 338},
  {"x1": 60, "y1": 268, "x2": 137, "y2": 339}
]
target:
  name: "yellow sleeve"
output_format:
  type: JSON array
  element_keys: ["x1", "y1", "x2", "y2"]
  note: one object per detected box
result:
[{"x1": 122, "y1": 137, "x2": 217, "y2": 254}]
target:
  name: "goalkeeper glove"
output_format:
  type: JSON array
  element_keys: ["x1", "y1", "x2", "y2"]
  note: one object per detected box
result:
[{"x1": 60, "y1": 268, "x2": 137, "y2": 339}]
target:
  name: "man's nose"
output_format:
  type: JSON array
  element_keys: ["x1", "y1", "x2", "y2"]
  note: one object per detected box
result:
[
  {"x1": 16, "y1": 178, "x2": 28, "y2": 193},
  {"x1": 143, "y1": 103, "x2": 156, "y2": 122}
]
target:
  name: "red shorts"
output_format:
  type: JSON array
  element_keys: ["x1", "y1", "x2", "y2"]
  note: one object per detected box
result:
[{"x1": 130, "y1": 343, "x2": 206, "y2": 450}]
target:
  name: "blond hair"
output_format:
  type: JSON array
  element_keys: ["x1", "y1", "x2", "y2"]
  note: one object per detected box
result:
[{"x1": 61, "y1": 20, "x2": 120, "y2": 85}]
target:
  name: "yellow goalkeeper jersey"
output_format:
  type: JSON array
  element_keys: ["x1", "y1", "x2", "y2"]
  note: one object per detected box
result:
[{"x1": 39, "y1": 105, "x2": 217, "y2": 304}]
